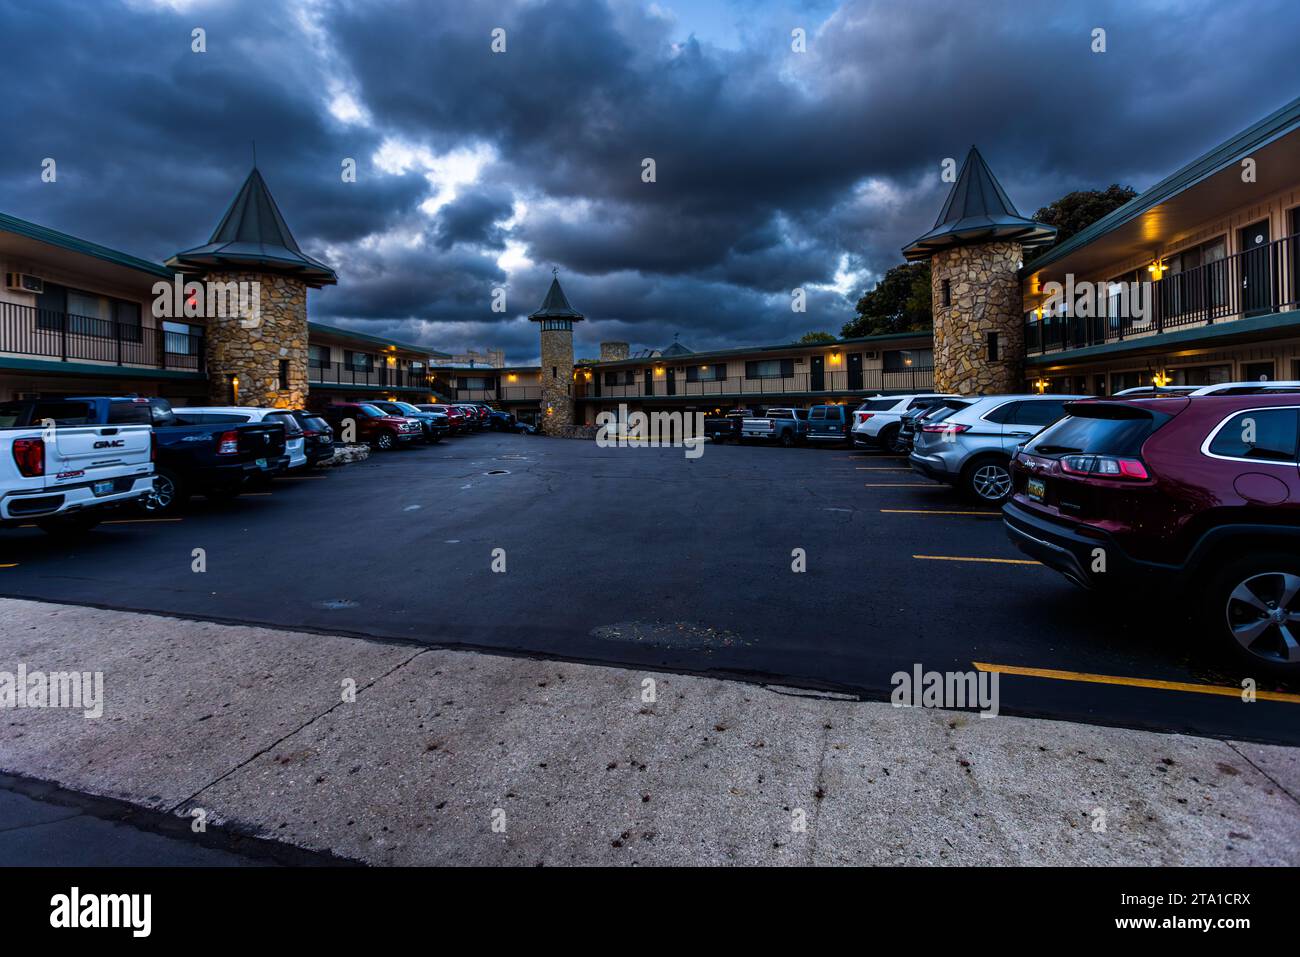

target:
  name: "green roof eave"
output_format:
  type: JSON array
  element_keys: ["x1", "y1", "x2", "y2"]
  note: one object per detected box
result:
[
  {"x1": 1021, "y1": 94, "x2": 1300, "y2": 278},
  {"x1": 0, "y1": 211, "x2": 172, "y2": 279},
  {"x1": 0, "y1": 356, "x2": 206, "y2": 379},
  {"x1": 307, "y1": 321, "x2": 448, "y2": 358},
  {"x1": 1025, "y1": 309, "x2": 1300, "y2": 366}
]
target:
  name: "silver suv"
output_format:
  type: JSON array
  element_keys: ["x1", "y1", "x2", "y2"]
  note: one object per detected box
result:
[{"x1": 909, "y1": 394, "x2": 1085, "y2": 503}]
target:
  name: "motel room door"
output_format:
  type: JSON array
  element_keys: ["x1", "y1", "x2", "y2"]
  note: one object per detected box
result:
[
  {"x1": 847, "y1": 352, "x2": 863, "y2": 390},
  {"x1": 665, "y1": 367, "x2": 676, "y2": 395},
  {"x1": 810, "y1": 356, "x2": 825, "y2": 392},
  {"x1": 1239, "y1": 220, "x2": 1273, "y2": 317}
]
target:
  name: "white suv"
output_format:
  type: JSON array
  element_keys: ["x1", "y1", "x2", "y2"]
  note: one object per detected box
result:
[{"x1": 852, "y1": 393, "x2": 961, "y2": 452}]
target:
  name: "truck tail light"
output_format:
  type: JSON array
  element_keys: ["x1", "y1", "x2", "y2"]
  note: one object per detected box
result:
[
  {"x1": 920, "y1": 422, "x2": 970, "y2": 434},
  {"x1": 855, "y1": 412, "x2": 873, "y2": 424},
  {"x1": 13, "y1": 437, "x2": 44, "y2": 477},
  {"x1": 216, "y1": 430, "x2": 240, "y2": 455},
  {"x1": 1060, "y1": 454, "x2": 1149, "y2": 480}
]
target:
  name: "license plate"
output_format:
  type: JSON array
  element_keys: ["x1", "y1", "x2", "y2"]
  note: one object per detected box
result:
[
  {"x1": 256, "y1": 458, "x2": 268, "y2": 469},
  {"x1": 1026, "y1": 477, "x2": 1046, "y2": 501},
  {"x1": 92, "y1": 480, "x2": 115, "y2": 496}
]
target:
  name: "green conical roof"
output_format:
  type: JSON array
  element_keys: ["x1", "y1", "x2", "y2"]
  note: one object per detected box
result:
[
  {"x1": 528, "y1": 276, "x2": 584, "y2": 321},
  {"x1": 167, "y1": 168, "x2": 337, "y2": 286},
  {"x1": 902, "y1": 147, "x2": 1057, "y2": 260}
]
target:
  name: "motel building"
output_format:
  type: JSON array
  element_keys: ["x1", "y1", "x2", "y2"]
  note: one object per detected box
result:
[
  {"x1": 2, "y1": 94, "x2": 1298, "y2": 427},
  {"x1": 1019, "y1": 95, "x2": 1300, "y2": 394},
  {"x1": 0, "y1": 168, "x2": 446, "y2": 411}
]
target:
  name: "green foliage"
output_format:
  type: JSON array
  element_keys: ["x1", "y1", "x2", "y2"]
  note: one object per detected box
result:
[
  {"x1": 798, "y1": 330, "x2": 837, "y2": 343},
  {"x1": 1026, "y1": 185, "x2": 1137, "y2": 262},
  {"x1": 841, "y1": 261, "x2": 932, "y2": 338}
]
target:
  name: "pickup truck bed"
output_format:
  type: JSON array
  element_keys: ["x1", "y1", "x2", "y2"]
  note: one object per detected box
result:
[{"x1": 0, "y1": 424, "x2": 154, "y2": 532}]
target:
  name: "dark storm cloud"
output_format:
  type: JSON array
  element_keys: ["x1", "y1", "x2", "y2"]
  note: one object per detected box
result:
[
  {"x1": 2, "y1": 0, "x2": 1299, "y2": 362},
  {"x1": 434, "y1": 186, "x2": 515, "y2": 251}
]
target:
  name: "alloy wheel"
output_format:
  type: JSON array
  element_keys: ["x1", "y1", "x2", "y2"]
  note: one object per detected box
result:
[
  {"x1": 1226, "y1": 572, "x2": 1300, "y2": 665},
  {"x1": 971, "y1": 463, "x2": 1011, "y2": 502},
  {"x1": 377, "y1": 433, "x2": 394, "y2": 450},
  {"x1": 145, "y1": 475, "x2": 175, "y2": 512}
]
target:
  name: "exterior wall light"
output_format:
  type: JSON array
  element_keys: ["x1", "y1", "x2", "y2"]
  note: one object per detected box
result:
[
  {"x1": 508, "y1": 373, "x2": 518, "y2": 382},
  {"x1": 1147, "y1": 259, "x2": 1167, "y2": 280},
  {"x1": 829, "y1": 352, "x2": 842, "y2": 365},
  {"x1": 1152, "y1": 371, "x2": 1171, "y2": 387}
]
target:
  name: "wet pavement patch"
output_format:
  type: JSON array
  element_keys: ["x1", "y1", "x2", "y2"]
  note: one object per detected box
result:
[
  {"x1": 591, "y1": 620, "x2": 751, "y2": 652},
  {"x1": 314, "y1": 599, "x2": 360, "y2": 610}
]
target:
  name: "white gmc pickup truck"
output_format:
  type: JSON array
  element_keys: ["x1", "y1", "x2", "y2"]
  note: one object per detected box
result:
[{"x1": 0, "y1": 423, "x2": 155, "y2": 534}]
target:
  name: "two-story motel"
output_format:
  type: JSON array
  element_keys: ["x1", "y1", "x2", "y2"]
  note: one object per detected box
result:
[{"x1": 2, "y1": 93, "x2": 1298, "y2": 420}]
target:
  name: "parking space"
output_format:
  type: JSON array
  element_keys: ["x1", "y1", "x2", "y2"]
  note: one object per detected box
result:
[{"x1": 1, "y1": 433, "x2": 1296, "y2": 744}]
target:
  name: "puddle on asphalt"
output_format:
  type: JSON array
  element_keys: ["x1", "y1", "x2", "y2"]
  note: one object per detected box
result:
[
  {"x1": 315, "y1": 599, "x2": 360, "y2": 610},
  {"x1": 590, "y1": 620, "x2": 751, "y2": 652}
]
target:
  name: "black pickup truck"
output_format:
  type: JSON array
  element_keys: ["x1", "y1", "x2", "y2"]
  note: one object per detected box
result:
[
  {"x1": 0, "y1": 396, "x2": 289, "y2": 514},
  {"x1": 703, "y1": 408, "x2": 754, "y2": 444}
]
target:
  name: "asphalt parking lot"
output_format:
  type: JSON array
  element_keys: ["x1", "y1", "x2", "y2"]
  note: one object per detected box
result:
[{"x1": 1, "y1": 433, "x2": 1296, "y2": 745}]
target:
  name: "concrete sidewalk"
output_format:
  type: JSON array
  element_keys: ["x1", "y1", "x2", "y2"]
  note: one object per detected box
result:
[{"x1": 0, "y1": 597, "x2": 1295, "y2": 865}]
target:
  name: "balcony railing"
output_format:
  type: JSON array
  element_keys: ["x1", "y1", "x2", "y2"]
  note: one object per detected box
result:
[
  {"x1": 1026, "y1": 233, "x2": 1299, "y2": 356},
  {"x1": 309, "y1": 361, "x2": 431, "y2": 390},
  {"x1": 435, "y1": 385, "x2": 543, "y2": 402},
  {"x1": 586, "y1": 367, "x2": 935, "y2": 399},
  {"x1": 0, "y1": 300, "x2": 204, "y2": 371}
]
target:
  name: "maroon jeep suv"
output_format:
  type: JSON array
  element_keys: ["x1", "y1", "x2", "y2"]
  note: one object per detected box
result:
[{"x1": 1004, "y1": 392, "x2": 1300, "y2": 675}]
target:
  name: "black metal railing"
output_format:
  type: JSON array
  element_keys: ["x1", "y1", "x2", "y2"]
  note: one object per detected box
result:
[
  {"x1": 1026, "y1": 234, "x2": 1299, "y2": 355},
  {"x1": 0, "y1": 300, "x2": 204, "y2": 371},
  {"x1": 308, "y1": 360, "x2": 431, "y2": 390},
  {"x1": 586, "y1": 367, "x2": 935, "y2": 399}
]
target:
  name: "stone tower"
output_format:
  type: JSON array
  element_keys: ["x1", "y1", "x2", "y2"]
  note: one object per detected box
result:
[
  {"x1": 903, "y1": 147, "x2": 1056, "y2": 395},
  {"x1": 167, "y1": 168, "x2": 337, "y2": 407},
  {"x1": 529, "y1": 274, "x2": 584, "y2": 434}
]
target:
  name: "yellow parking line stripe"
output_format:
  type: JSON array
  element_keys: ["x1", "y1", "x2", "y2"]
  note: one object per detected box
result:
[
  {"x1": 882, "y1": 509, "x2": 1000, "y2": 516},
  {"x1": 913, "y1": 554, "x2": 1040, "y2": 565},
  {"x1": 0, "y1": 564, "x2": 16, "y2": 569},
  {"x1": 973, "y1": 661, "x2": 1300, "y2": 705}
]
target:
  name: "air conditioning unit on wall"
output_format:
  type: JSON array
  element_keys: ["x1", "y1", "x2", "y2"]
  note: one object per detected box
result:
[
  {"x1": 5, "y1": 272, "x2": 45, "y2": 294},
  {"x1": 862, "y1": 351, "x2": 879, "y2": 360}
]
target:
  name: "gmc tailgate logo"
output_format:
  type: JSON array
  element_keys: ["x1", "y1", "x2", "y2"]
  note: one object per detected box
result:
[{"x1": 93, "y1": 439, "x2": 126, "y2": 449}]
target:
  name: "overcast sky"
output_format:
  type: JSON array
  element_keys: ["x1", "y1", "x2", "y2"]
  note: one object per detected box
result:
[{"x1": 2, "y1": 0, "x2": 1298, "y2": 363}]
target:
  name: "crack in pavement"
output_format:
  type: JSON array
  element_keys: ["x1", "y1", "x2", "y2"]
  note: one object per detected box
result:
[
  {"x1": 167, "y1": 646, "x2": 434, "y2": 816},
  {"x1": 1224, "y1": 740, "x2": 1299, "y2": 806}
]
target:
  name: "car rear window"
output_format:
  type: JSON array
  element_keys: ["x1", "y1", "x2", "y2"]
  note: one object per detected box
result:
[
  {"x1": 108, "y1": 400, "x2": 153, "y2": 425},
  {"x1": 1207, "y1": 409, "x2": 1298, "y2": 463},
  {"x1": 859, "y1": 398, "x2": 900, "y2": 411},
  {"x1": 264, "y1": 412, "x2": 303, "y2": 436},
  {"x1": 1027, "y1": 410, "x2": 1165, "y2": 457},
  {"x1": 1012, "y1": 400, "x2": 1068, "y2": 427}
]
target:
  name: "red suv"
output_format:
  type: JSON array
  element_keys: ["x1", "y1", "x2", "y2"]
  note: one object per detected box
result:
[
  {"x1": 1004, "y1": 392, "x2": 1300, "y2": 675},
  {"x1": 321, "y1": 403, "x2": 421, "y2": 451}
]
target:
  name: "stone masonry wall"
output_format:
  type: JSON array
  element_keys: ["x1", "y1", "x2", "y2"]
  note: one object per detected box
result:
[
  {"x1": 538, "y1": 326, "x2": 575, "y2": 434},
  {"x1": 599, "y1": 341, "x2": 630, "y2": 361},
  {"x1": 931, "y1": 242, "x2": 1024, "y2": 395},
  {"x1": 202, "y1": 271, "x2": 308, "y2": 408}
]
